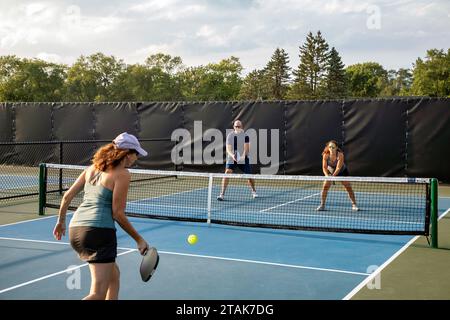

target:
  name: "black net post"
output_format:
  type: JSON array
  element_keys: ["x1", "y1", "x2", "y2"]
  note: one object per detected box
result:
[
  {"x1": 59, "y1": 141, "x2": 63, "y2": 194},
  {"x1": 38, "y1": 163, "x2": 47, "y2": 215},
  {"x1": 431, "y1": 178, "x2": 438, "y2": 248}
]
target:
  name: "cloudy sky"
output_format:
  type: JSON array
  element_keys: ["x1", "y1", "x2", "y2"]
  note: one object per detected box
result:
[{"x1": 0, "y1": 0, "x2": 448, "y2": 73}]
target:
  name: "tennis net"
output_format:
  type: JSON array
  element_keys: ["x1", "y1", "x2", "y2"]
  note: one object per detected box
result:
[{"x1": 39, "y1": 163, "x2": 435, "y2": 236}]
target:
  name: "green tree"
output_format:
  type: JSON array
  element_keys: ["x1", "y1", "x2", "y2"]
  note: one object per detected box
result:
[
  {"x1": 380, "y1": 68, "x2": 412, "y2": 96},
  {"x1": 345, "y1": 62, "x2": 388, "y2": 97},
  {"x1": 238, "y1": 69, "x2": 271, "y2": 100},
  {"x1": 178, "y1": 57, "x2": 243, "y2": 101},
  {"x1": 112, "y1": 62, "x2": 184, "y2": 101},
  {"x1": 410, "y1": 49, "x2": 450, "y2": 97},
  {"x1": 64, "y1": 53, "x2": 126, "y2": 102},
  {"x1": 110, "y1": 64, "x2": 152, "y2": 101},
  {"x1": 289, "y1": 31, "x2": 330, "y2": 99},
  {"x1": 0, "y1": 55, "x2": 66, "y2": 102},
  {"x1": 264, "y1": 48, "x2": 291, "y2": 100},
  {"x1": 395, "y1": 68, "x2": 413, "y2": 96},
  {"x1": 111, "y1": 53, "x2": 184, "y2": 101},
  {"x1": 145, "y1": 53, "x2": 183, "y2": 75},
  {"x1": 325, "y1": 47, "x2": 347, "y2": 98}
]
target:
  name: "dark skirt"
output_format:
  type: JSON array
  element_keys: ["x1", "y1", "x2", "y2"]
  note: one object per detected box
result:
[
  {"x1": 69, "y1": 226, "x2": 117, "y2": 263},
  {"x1": 337, "y1": 167, "x2": 349, "y2": 176}
]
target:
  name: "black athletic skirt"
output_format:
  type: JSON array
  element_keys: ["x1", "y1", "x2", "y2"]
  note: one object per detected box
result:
[
  {"x1": 69, "y1": 226, "x2": 117, "y2": 263},
  {"x1": 337, "y1": 167, "x2": 349, "y2": 176}
]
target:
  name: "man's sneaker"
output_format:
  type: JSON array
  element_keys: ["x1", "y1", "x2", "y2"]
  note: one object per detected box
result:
[
  {"x1": 352, "y1": 204, "x2": 359, "y2": 211},
  {"x1": 217, "y1": 194, "x2": 224, "y2": 201},
  {"x1": 252, "y1": 192, "x2": 258, "y2": 199},
  {"x1": 316, "y1": 205, "x2": 325, "y2": 211}
]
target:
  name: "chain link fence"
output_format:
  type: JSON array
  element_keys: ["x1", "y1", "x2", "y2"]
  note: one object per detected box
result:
[{"x1": 0, "y1": 139, "x2": 176, "y2": 206}]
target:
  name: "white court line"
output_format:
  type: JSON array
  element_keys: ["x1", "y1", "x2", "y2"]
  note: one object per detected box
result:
[
  {"x1": 127, "y1": 186, "x2": 207, "y2": 205},
  {"x1": 128, "y1": 203, "x2": 206, "y2": 212},
  {"x1": 162, "y1": 251, "x2": 370, "y2": 276},
  {"x1": 0, "y1": 248, "x2": 135, "y2": 294},
  {"x1": 260, "y1": 193, "x2": 320, "y2": 212},
  {"x1": 343, "y1": 207, "x2": 450, "y2": 300},
  {"x1": 0, "y1": 214, "x2": 62, "y2": 228},
  {"x1": 0, "y1": 236, "x2": 368, "y2": 295}
]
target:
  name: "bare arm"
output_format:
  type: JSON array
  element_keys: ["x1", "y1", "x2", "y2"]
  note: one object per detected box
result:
[
  {"x1": 112, "y1": 170, "x2": 148, "y2": 254},
  {"x1": 243, "y1": 142, "x2": 250, "y2": 158},
  {"x1": 322, "y1": 155, "x2": 330, "y2": 176},
  {"x1": 53, "y1": 169, "x2": 86, "y2": 240},
  {"x1": 57, "y1": 169, "x2": 86, "y2": 224},
  {"x1": 226, "y1": 144, "x2": 236, "y2": 161},
  {"x1": 333, "y1": 153, "x2": 345, "y2": 176}
]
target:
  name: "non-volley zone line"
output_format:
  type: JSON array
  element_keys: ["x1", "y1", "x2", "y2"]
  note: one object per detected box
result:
[
  {"x1": 260, "y1": 192, "x2": 321, "y2": 212},
  {"x1": 126, "y1": 186, "x2": 209, "y2": 205},
  {"x1": 0, "y1": 236, "x2": 369, "y2": 294}
]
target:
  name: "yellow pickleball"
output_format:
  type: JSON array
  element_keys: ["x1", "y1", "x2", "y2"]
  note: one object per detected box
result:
[{"x1": 187, "y1": 234, "x2": 198, "y2": 245}]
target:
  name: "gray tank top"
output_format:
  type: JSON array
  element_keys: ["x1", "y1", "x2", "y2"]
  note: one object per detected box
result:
[{"x1": 69, "y1": 170, "x2": 115, "y2": 229}]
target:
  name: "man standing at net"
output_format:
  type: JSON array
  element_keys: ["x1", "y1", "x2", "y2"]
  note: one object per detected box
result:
[{"x1": 217, "y1": 120, "x2": 258, "y2": 201}]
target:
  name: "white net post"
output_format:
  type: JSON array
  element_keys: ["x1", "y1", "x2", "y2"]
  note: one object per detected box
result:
[{"x1": 207, "y1": 174, "x2": 213, "y2": 224}]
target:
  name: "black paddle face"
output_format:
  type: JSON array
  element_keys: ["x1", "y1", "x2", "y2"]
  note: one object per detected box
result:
[{"x1": 140, "y1": 247, "x2": 159, "y2": 282}]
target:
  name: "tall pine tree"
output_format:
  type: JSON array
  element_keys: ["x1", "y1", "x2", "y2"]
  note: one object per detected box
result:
[
  {"x1": 238, "y1": 69, "x2": 269, "y2": 100},
  {"x1": 264, "y1": 48, "x2": 291, "y2": 100},
  {"x1": 326, "y1": 47, "x2": 347, "y2": 98},
  {"x1": 290, "y1": 31, "x2": 330, "y2": 99}
]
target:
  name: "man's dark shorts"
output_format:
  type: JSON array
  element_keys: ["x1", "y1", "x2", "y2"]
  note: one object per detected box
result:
[{"x1": 226, "y1": 158, "x2": 252, "y2": 174}]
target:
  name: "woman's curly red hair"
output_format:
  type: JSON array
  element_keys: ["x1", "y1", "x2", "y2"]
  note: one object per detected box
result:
[{"x1": 92, "y1": 143, "x2": 135, "y2": 171}]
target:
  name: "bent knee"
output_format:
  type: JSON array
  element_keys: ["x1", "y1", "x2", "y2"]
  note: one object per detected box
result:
[{"x1": 323, "y1": 182, "x2": 332, "y2": 188}]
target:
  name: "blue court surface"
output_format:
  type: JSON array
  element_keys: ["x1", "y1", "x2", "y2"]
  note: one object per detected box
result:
[
  {"x1": 0, "y1": 175, "x2": 41, "y2": 190},
  {"x1": 1, "y1": 192, "x2": 449, "y2": 300},
  {"x1": 0, "y1": 174, "x2": 74, "y2": 190}
]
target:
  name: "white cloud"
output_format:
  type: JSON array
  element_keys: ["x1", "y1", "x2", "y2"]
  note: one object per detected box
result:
[
  {"x1": 130, "y1": 41, "x2": 184, "y2": 64},
  {"x1": 196, "y1": 25, "x2": 214, "y2": 38},
  {"x1": 128, "y1": 0, "x2": 205, "y2": 21},
  {"x1": 0, "y1": 2, "x2": 58, "y2": 48},
  {"x1": 129, "y1": 0, "x2": 178, "y2": 12},
  {"x1": 397, "y1": 1, "x2": 439, "y2": 17},
  {"x1": 36, "y1": 52, "x2": 63, "y2": 63},
  {"x1": 135, "y1": 43, "x2": 178, "y2": 56},
  {"x1": 0, "y1": 2, "x2": 128, "y2": 50},
  {"x1": 195, "y1": 25, "x2": 244, "y2": 47}
]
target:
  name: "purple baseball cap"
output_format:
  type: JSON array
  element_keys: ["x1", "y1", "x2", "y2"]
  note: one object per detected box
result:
[{"x1": 113, "y1": 132, "x2": 148, "y2": 157}]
